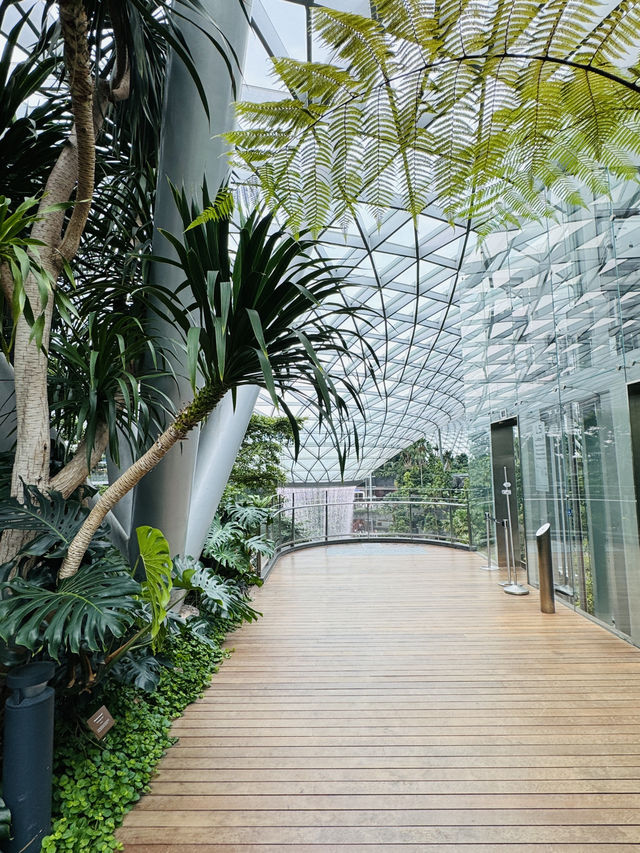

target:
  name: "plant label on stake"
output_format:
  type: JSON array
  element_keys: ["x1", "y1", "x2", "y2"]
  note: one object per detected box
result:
[{"x1": 87, "y1": 705, "x2": 115, "y2": 740}]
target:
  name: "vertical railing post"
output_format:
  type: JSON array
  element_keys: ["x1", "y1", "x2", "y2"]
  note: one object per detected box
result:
[
  {"x1": 325, "y1": 489, "x2": 329, "y2": 542},
  {"x1": 409, "y1": 501, "x2": 413, "y2": 535},
  {"x1": 449, "y1": 502, "x2": 454, "y2": 543},
  {"x1": 277, "y1": 504, "x2": 281, "y2": 550},
  {"x1": 466, "y1": 497, "x2": 473, "y2": 547},
  {"x1": 480, "y1": 512, "x2": 497, "y2": 571},
  {"x1": 291, "y1": 493, "x2": 296, "y2": 546}
]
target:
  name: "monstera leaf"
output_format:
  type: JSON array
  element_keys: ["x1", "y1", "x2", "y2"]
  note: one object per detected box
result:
[
  {"x1": 0, "y1": 564, "x2": 140, "y2": 661},
  {"x1": 172, "y1": 556, "x2": 260, "y2": 623},
  {"x1": 0, "y1": 484, "x2": 102, "y2": 559},
  {"x1": 226, "y1": 502, "x2": 272, "y2": 529},
  {"x1": 202, "y1": 518, "x2": 242, "y2": 556},
  {"x1": 110, "y1": 650, "x2": 168, "y2": 692},
  {"x1": 136, "y1": 526, "x2": 173, "y2": 643}
]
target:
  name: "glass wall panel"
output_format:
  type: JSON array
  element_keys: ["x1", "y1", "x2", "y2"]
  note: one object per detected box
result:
[{"x1": 461, "y1": 182, "x2": 640, "y2": 645}]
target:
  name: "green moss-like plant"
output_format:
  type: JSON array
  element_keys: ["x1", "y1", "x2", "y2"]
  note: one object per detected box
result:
[{"x1": 42, "y1": 629, "x2": 230, "y2": 852}]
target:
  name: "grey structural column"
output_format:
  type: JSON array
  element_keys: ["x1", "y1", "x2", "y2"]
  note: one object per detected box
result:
[
  {"x1": 0, "y1": 357, "x2": 16, "y2": 454},
  {"x1": 184, "y1": 385, "x2": 259, "y2": 557},
  {"x1": 128, "y1": 0, "x2": 254, "y2": 559}
]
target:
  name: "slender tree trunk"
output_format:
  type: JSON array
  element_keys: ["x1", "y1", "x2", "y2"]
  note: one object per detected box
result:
[
  {"x1": 49, "y1": 420, "x2": 111, "y2": 498},
  {"x1": 0, "y1": 0, "x2": 129, "y2": 566},
  {"x1": 59, "y1": 385, "x2": 226, "y2": 580}
]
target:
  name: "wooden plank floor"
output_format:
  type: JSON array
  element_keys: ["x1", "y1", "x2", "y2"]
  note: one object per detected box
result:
[{"x1": 118, "y1": 543, "x2": 640, "y2": 852}]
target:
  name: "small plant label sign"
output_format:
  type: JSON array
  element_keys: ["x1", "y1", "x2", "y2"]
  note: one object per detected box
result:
[{"x1": 87, "y1": 705, "x2": 115, "y2": 740}]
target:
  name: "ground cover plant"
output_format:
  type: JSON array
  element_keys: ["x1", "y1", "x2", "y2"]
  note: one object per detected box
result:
[{"x1": 42, "y1": 624, "x2": 234, "y2": 852}]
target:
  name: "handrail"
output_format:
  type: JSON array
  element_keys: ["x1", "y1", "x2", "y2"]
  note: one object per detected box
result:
[{"x1": 260, "y1": 495, "x2": 473, "y2": 578}]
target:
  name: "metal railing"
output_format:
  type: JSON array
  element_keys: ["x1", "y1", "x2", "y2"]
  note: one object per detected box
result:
[{"x1": 260, "y1": 494, "x2": 473, "y2": 576}]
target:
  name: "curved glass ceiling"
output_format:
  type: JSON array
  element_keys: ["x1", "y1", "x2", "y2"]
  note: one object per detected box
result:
[{"x1": 245, "y1": 0, "x2": 470, "y2": 483}]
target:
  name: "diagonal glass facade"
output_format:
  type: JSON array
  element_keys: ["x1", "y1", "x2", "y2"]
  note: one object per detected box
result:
[
  {"x1": 461, "y1": 179, "x2": 640, "y2": 643},
  {"x1": 245, "y1": 0, "x2": 470, "y2": 483}
]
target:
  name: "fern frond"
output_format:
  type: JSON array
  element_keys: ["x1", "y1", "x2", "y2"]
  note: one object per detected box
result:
[
  {"x1": 314, "y1": 8, "x2": 391, "y2": 85},
  {"x1": 187, "y1": 186, "x2": 234, "y2": 231},
  {"x1": 272, "y1": 57, "x2": 358, "y2": 102},
  {"x1": 231, "y1": 0, "x2": 640, "y2": 233}
]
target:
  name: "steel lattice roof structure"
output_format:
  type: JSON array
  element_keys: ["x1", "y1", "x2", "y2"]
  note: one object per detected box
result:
[
  {"x1": 245, "y1": 0, "x2": 470, "y2": 484},
  {"x1": 1, "y1": 0, "x2": 471, "y2": 486}
]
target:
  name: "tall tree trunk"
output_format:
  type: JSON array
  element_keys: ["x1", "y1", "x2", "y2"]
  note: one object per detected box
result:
[
  {"x1": 0, "y1": 0, "x2": 128, "y2": 566},
  {"x1": 59, "y1": 385, "x2": 226, "y2": 580}
]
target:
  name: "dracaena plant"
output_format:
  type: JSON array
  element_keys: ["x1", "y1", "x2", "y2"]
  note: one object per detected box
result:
[{"x1": 58, "y1": 186, "x2": 374, "y2": 580}]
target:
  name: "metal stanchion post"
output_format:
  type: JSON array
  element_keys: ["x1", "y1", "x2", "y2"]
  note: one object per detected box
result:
[
  {"x1": 499, "y1": 467, "x2": 529, "y2": 596},
  {"x1": 503, "y1": 519, "x2": 529, "y2": 596},
  {"x1": 498, "y1": 519, "x2": 511, "y2": 587},
  {"x1": 536, "y1": 522, "x2": 555, "y2": 613},
  {"x1": 480, "y1": 512, "x2": 498, "y2": 571},
  {"x1": 503, "y1": 518, "x2": 529, "y2": 595}
]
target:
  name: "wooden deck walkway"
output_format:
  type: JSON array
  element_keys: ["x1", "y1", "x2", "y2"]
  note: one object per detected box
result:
[{"x1": 118, "y1": 543, "x2": 640, "y2": 852}]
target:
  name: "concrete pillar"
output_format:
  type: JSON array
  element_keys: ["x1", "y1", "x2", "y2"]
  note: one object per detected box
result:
[
  {"x1": 184, "y1": 385, "x2": 259, "y2": 557},
  {"x1": 129, "y1": 0, "x2": 254, "y2": 558},
  {"x1": 0, "y1": 357, "x2": 16, "y2": 454}
]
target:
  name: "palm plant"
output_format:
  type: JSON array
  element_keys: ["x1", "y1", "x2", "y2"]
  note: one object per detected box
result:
[
  {"x1": 59, "y1": 190, "x2": 371, "y2": 578},
  {"x1": 228, "y1": 0, "x2": 640, "y2": 234}
]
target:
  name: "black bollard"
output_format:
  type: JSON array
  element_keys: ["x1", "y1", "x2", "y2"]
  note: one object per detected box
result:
[{"x1": 2, "y1": 662, "x2": 55, "y2": 853}]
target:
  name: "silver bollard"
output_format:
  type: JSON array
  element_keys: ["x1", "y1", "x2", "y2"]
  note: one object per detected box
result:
[
  {"x1": 480, "y1": 512, "x2": 497, "y2": 571},
  {"x1": 503, "y1": 515, "x2": 529, "y2": 596},
  {"x1": 536, "y1": 522, "x2": 555, "y2": 613},
  {"x1": 498, "y1": 519, "x2": 511, "y2": 587}
]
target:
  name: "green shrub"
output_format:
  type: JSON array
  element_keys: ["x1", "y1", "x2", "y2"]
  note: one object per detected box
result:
[{"x1": 42, "y1": 628, "x2": 230, "y2": 852}]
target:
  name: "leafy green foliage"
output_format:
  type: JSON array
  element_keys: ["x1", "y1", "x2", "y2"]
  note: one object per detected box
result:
[
  {"x1": 201, "y1": 513, "x2": 273, "y2": 587},
  {"x1": 48, "y1": 311, "x2": 165, "y2": 467},
  {"x1": 3, "y1": 0, "x2": 242, "y2": 512},
  {"x1": 172, "y1": 555, "x2": 260, "y2": 623},
  {"x1": 136, "y1": 526, "x2": 173, "y2": 644},
  {"x1": 0, "y1": 196, "x2": 69, "y2": 353},
  {"x1": 0, "y1": 5, "x2": 68, "y2": 201},
  {"x1": 0, "y1": 564, "x2": 141, "y2": 662},
  {"x1": 221, "y1": 414, "x2": 297, "y2": 504},
  {"x1": 42, "y1": 630, "x2": 229, "y2": 852},
  {"x1": 374, "y1": 438, "x2": 468, "y2": 492},
  {"x1": 186, "y1": 185, "x2": 235, "y2": 230},
  {"x1": 230, "y1": 1, "x2": 640, "y2": 233},
  {"x1": 158, "y1": 186, "x2": 372, "y2": 469},
  {"x1": 109, "y1": 650, "x2": 168, "y2": 693},
  {"x1": 0, "y1": 484, "x2": 104, "y2": 563},
  {"x1": 372, "y1": 438, "x2": 470, "y2": 541}
]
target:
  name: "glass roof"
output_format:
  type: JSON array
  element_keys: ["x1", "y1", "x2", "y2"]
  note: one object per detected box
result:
[
  {"x1": 2, "y1": 0, "x2": 470, "y2": 486},
  {"x1": 246, "y1": 0, "x2": 469, "y2": 483}
]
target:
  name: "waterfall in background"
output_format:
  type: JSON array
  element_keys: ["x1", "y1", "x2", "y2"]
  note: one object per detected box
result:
[{"x1": 278, "y1": 486, "x2": 356, "y2": 540}]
